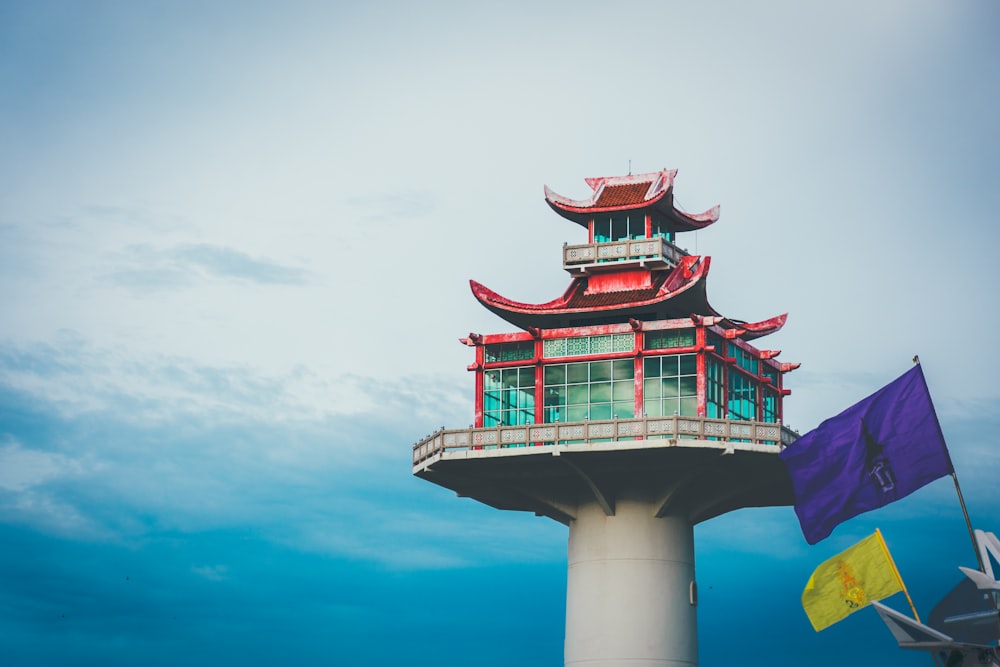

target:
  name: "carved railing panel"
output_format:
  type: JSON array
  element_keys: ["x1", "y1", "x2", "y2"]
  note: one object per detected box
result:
[{"x1": 413, "y1": 416, "x2": 799, "y2": 466}]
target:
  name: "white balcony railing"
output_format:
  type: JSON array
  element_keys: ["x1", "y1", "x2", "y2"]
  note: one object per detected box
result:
[
  {"x1": 562, "y1": 237, "x2": 687, "y2": 273},
  {"x1": 412, "y1": 416, "x2": 798, "y2": 467}
]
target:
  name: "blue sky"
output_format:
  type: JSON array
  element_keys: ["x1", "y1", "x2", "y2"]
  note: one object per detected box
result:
[{"x1": 1, "y1": 1, "x2": 999, "y2": 665}]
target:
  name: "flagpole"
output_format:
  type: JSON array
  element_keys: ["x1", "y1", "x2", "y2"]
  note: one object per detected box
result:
[
  {"x1": 951, "y1": 471, "x2": 984, "y2": 571},
  {"x1": 914, "y1": 358, "x2": 983, "y2": 570},
  {"x1": 877, "y1": 529, "x2": 944, "y2": 667},
  {"x1": 875, "y1": 528, "x2": 921, "y2": 623}
]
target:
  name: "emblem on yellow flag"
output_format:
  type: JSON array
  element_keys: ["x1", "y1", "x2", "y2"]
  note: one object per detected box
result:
[{"x1": 802, "y1": 529, "x2": 905, "y2": 631}]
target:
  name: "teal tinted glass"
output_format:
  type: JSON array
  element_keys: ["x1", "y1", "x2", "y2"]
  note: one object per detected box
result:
[
  {"x1": 613, "y1": 359, "x2": 633, "y2": 380},
  {"x1": 590, "y1": 382, "x2": 611, "y2": 403},
  {"x1": 545, "y1": 365, "x2": 566, "y2": 385},
  {"x1": 590, "y1": 404, "x2": 612, "y2": 421},
  {"x1": 679, "y1": 354, "x2": 696, "y2": 375},
  {"x1": 612, "y1": 380, "x2": 632, "y2": 401},
  {"x1": 662, "y1": 378, "x2": 679, "y2": 399},
  {"x1": 590, "y1": 361, "x2": 611, "y2": 382},
  {"x1": 567, "y1": 384, "x2": 588, "y2": 404},
  {"x1": 614, "y1": 401, "x2": 634, "y2": 418},
  {"x1": 567, "y1": 363, "x2": 589, "y2": 384},
  {"x1": 644, "y1": 378, "x2": 661, "y2": 399}
]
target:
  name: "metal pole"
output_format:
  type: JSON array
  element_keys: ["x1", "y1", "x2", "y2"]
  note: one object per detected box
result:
[{"x1": 951, "y1": 472, "x2": 984, "y2": 571}]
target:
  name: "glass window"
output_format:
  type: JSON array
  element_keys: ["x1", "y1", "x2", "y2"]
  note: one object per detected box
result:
[
  {"x1": 727, "y1": 372, "x2": 758, "y2": 421},
  {"x1": 543, "y1": 359, "x2": 635, "y2": 423},
  {"x1": 543, "y1": 333, "x2": 636, "y2": 358},
  {"x1": 482, "y1": 365, "x2": 535, "y2": 426},
  {"x1": 643, "y1": 354, "x2": 698, "y2": 417},
  {"x1": 644, "y1": 328, "x2": 696, "y2": 351},
  {"x1": 594, "y1": 216, "x2": 612, "y2": 243},
  {"x1": 484, "y1": 341, "x2": 533, "y2": 364}
]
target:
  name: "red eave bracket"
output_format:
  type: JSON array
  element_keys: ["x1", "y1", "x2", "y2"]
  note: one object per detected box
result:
[
  {"x1": 723, "y1": 328, "x2": 746, "y2": 339},
  {"x1": 779, "y1": 362, "x2": 801, "y2": 373},
  {"x1": 759, "y1": 349, "x2": 781, "y2": 360},
  {"x1": 460, "y1": 333, "x2": 482, "y2": 346},
  {"x1": 690, "y1": 314, "x2": 723, "y2": 326}
]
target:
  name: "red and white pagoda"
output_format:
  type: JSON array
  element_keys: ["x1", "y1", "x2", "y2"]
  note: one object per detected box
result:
[{"x1": 413, "y1": 168, "x2": 799, "y2": 667}]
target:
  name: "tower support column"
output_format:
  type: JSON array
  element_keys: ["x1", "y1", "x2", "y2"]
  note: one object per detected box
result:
[{"x1": 565, "y1": 498, "x2": 697, "y2": 667}]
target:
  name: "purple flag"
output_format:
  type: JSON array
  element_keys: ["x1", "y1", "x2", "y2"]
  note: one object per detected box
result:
[{"x1": 779, "y1": 365, "x2": 953, "y2": 544}]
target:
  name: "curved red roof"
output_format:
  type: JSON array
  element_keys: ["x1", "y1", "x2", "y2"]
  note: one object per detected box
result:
[
  {"x1": 470, "y1": 257, "x2": 786, "y2": 340},
  {"x1": 544, "y1": 169, "x2": 720, "y2": 232}
]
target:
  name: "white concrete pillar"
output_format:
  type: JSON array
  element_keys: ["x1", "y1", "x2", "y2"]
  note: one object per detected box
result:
[{"x1": 565, "y1": 498, "x2": 697, "y2": 667}]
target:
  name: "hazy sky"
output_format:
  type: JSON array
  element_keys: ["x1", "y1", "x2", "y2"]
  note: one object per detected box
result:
[{"x1": 1, "y1": 2, "x2": 999, "y2": 665}]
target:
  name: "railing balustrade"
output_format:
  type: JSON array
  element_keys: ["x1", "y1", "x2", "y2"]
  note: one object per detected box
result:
[
  {"x1": 563, "y1": 237, "x2": 687, "y2": 272},
  {"x1": 413, "y1": 415, "x2": 798, "y2": 467}
]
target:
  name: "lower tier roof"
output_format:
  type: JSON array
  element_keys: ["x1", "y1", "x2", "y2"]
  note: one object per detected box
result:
[{"x1": 470, "y1": 255, "x2": 786, "y2": 340}]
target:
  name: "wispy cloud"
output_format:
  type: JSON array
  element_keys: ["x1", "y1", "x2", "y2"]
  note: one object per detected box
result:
[{"x1": 103, "y1": 243, "x2": 310, "y2": 292}]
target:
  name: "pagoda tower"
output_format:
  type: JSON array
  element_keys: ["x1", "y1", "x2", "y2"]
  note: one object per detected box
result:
[{"x1": 412, "y1": 169, "x2": 799, "y2": 667}]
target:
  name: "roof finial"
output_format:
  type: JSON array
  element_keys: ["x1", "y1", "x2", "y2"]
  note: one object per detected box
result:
[{"x1": 628, "y1": 159, "x2": 632, "y2": 176}]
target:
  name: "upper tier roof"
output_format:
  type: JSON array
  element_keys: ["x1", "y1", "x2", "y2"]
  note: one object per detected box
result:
[{"x1": 544, "y1": 169, "x2": 720, "y2": 231}]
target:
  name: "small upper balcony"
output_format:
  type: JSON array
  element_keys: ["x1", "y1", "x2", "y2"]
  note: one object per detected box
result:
[{"x1": 563, "y1": 236, "x2": 688, "y2": 274}]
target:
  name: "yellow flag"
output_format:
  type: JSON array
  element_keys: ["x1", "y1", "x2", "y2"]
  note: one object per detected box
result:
[{"x1": 802, "y1": 530, "x2": 904, "y2": 631}]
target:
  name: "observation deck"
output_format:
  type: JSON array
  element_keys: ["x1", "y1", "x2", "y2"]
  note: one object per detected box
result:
[
  {"x1": 562, "y1": 236, "x2": 688, "y2": 274},
  {"x1": 413, "y1": 415, "x2": 798, "y2": 526}
]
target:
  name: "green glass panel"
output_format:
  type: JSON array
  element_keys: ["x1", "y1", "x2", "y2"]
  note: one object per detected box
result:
[
  {"x1": 644, "y1": 378, "x2": 661, "y2": 399},
  {"x1": 590, "y1": 361, "x2": 611, "y2": 382},
  {"x1": 567, "y1": 363, "x2": 589, "y2": 384},
  {"x1": 613, "y1": 359, "x2": 633, "y2": 380},
  {"x1": 612, "y1": 380, "x2": 632, "y2": 401},
  {"x1": 484, "y1": 391, "x2": 501, "y2": 411},
  {"x1": 544, "y1": 386, "x2": 565, "y2": 407},
  {"x1": 644, "y1": 400, "x2": 661, "y2": 417},
  {"x1": 567, "y1": 405, "x2": 589, "y2": 421},
  {"x1": 590, "y1": 335, "x2": 612, "y2": 354},
  {"x1": 545, "y1": 364, "x2": 566, "y2": 385},
  {"x1": 502, "y1": 368, "x2": 520, "y2": 386},
  {"x1": 519, "y1": 388, "x2": 535, "y2": 410},
  {"x1": 567, "y1": 384, "x2": 589, "y2": 405},
  {"x1": 614, "y1": 401, "x2": 634, "y2": 419},
  {"x1": 680, "y1": 397, "x2": 697, "y2": 416},
  {"x1": 661, "y1": 355, "x2": 679, "y2": 377},
  {"x1": 662, "y1": 398, "x2": 680, "y2": 416},
  {"x1": 484, "y1": 413, "x2": 499, "y2": 427},
  {"x1": 590, "y1": 382, "x2": 611, "y2": 403},
  {"x1": 543, "y1": 338, "x2": 567, "y2": 358},
  {"x1": 613, "y1": 334, "x2": 635, "y2": 353},
  {"x1": 662, "y1": 378, "x2": 679, "y2": 399},
  {"x1": 679, "y1": 375, "x2": 697, "y2": 397},
  {"x1": 519, "y1": 367, "x2": 535, "y2": 386},
  {"x1": 644, "y1": 357, "x2": 660, "y2": 377},
  {"x1": 567, "y1": 337, "x2": 589, "y2": 356},
  {"x1": 679, "y1": 354, "x2": 696, "y2": 375},
  {"x1": 545, "y1": 407, "x2": 563, "y2": 423},
  {"x1": 485, "y1": 370, "x2": 500, "y2": 390},
  {"x1": 590, "y1": 404, "x2": 612, "y2": 420}
]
